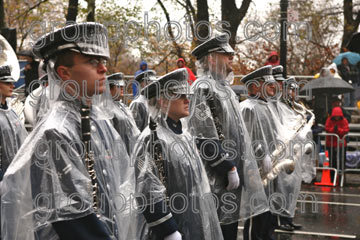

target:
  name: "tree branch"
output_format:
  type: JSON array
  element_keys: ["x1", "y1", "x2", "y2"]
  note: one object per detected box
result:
[
  {"x1": 157, "y1": 0, "x2": 183, "y2": 58},
  {"x1": 174, "y1": 0, "x2": 186, "y2": 9},
  {"x1": 14, "y1": 0, "x2": 49, "y2": 20},
  {"x1": 185, "y1": 0, "x2": 196, "y2": 20},
  {"x1": 155, "y1": 51, "x2": 173, "y2": 67}
]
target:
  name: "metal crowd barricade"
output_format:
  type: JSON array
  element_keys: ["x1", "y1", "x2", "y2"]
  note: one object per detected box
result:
[
  {"x1": 317, "y1": 132, "x2": 341, "y2": 186},
  {"x1": 340, "y1": 133, "x2": 360, "y2": 187}
]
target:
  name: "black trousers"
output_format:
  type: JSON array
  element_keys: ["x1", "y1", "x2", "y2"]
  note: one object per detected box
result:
[
  {"x1": 221, "y1": 221, "x2": 238, "y2": 240},
  {"x1": 243, "y1": 211, "x2": 276, "y2": 240},
  {"x1": 277, "y1": 215, "x2": 293, "y2": 226}
]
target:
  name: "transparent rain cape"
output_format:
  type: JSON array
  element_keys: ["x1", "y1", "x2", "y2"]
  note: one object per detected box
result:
[
  {"x1": 269, "y1": 99, "x2": 316, "y2": 184},
  {"x1": 132, "y1": 115, "x2": 224, "y2": 240},
  {"x1": 185, "y1": 53, "x2": 269, "y2": 222},
  {"x1": 240, "y1": 96, "x2": 311, "y2": 217},
  {"x1": 129, "y1": 94, "x2": 149, "y2": 132},
  {"x1": 0, "y1": 102, "x2": 28, "y2": 173},
  {"x1": 111, "y1": 100, "x2": 140, "y2": 156},
  {"x1": 1, "y1": 63, "x2": 137, "y2": 240}
]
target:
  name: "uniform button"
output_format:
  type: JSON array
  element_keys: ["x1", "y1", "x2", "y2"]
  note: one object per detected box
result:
[
  {"x1": 106, "y1": 184, "x2": 111, "y2": 191},
  {"x1": 91, "y1": 125, "x2": 96, "y2": 132},
  {"x1": 102, "y1": 169, "x2": 108, "y2": 176}
]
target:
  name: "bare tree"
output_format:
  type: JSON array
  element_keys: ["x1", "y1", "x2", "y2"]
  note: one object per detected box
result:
[
  {"x1": 221, "y1": 0, "x2": 251, "y2": 48},
  {"x1": 341, "y1": 0, "x2": 360, "y2": 51},
  {"x1": 0, "y1": 0, "x2": 6, "y2": 28},
  {"x1": 86, "y1": 0, "x2": 95, "y2": 22},
  {"x1": 66, "y1": 0, "x2": 78, "y2": 23},
  {"x1": 195, "y1": 0, "x2": 209, "y2": 44},
  {"x1": 157, "y1": 0, "x2": 184, "y2": 58}
]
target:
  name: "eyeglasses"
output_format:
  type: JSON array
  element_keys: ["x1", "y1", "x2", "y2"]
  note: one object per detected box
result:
[
  {"x1": 69, "y1": 58, "x2": 107, "y2": 68},
  {"x1": 86, "y1": 58, "x2": 107, "y2": 68}
]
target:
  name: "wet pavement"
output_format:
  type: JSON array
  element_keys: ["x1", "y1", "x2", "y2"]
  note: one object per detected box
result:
[{"x1": 237, "y1": 173, "x2": 360, "y2": 239}]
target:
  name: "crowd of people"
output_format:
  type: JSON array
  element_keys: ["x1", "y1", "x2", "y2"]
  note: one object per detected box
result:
[{"x1": 0, "y1": 22, "x2": 331, "y2": 240}]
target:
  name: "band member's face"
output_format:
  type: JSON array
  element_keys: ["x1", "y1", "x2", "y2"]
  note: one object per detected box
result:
[
  {"x1": 0, "y1": 82, "x2": 14, "y2": 99},
  {"x1": 160, "y1": 94, "x2": 190, "y2": 121},
  {"x1": 59, "y1": 52, "x2": 108, "y2": 97},
  {"x1": 219, "y1": 53, "x2": 233, "y2": 75},
  {"x1": 210, "y1": 53, "x2": 233, "y2": 77},
  {"x1": 110, "y1": 85, "x2": 123, "y2": 101},
  {"x1": 260, "y1": 81, "x2": 276, "y2": 97}
]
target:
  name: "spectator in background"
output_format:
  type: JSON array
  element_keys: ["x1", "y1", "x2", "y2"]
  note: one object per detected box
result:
[
  {"x1": 338, "y1": 57, "x2": 358, "y2": 106},
  {"x1": 329, "y1": 95, "x2": 351, "y2": 123},
  {"x1": 176, "y1": 57, "x2": 196, "y2": 85},
  {"x1": 325, "y1": 106, "x2": 349, "y2": 182},
  {"x1": 133, "y1": 60, "x2": 148, "y2": 96},
  {"x1": 265, "y1": 51, "x2": 280, "y2": 66},
  {"x1": 328, "y1": 63, "x2": 342, "y2": 79}
]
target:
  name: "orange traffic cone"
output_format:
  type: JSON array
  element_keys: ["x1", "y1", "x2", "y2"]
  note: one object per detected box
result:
[{"x1": 315, "y1": 151, "x2": 334, "y2": 186}]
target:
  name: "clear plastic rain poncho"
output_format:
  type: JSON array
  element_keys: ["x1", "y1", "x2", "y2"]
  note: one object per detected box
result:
[
  {"x1": 0, "y1": 99, "x2": 28, "y2": 176},
  {"x1": 129, "y1": 71, "x2": 157, "y2": 132},
  {"x1": 240, "y1": 80, "x2": 313, "y2": 218},
  {"x1": 269, "y1": 81, "x2": 316, "y2": 185},
  {"x1": 132, "y1": 69, "x2": 224, "y2": 240},
  {"x1": 129, "y1": 94, "x2": 149, "y2": 132},
  {"x1": 1, "y1": 22, "x2": 137, "y2": 240},
  {"x1": 0, "y1": 34, "x2": 28, "y2": 174},
  {"x1": 111, "y1": 100, "x2": 140, "y2": 155},
  {"x1": 186, "y1": 52, "x2": 268, "y2": 223},
  {"x1": 24, "y1": 77, "x2": 50, "y2": 127}
]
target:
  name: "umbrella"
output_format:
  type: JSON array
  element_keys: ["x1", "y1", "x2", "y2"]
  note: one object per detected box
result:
[
  {"x1": 346, "y1": 32, "x2": 360, "y2": 54},
  {"x1": 333, "y1": 52, "x2": 360, "y2": 65},
  {"x1": 300, "y1": 76, "x2": 354, "y2": 113},
  {"x1": 300, "y1": 76, "x2": 354, "y2": 95}
]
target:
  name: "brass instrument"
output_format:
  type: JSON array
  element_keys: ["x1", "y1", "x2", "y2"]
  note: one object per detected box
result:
[
  {"x1": 261, "y1": 100, "x2": 315, "y2": 186},
  {"x1": 0, "y1": 34, "x2": 20, "y2": 81},
  {"x1": 80, "y1": 102, "x2": 99, "y2": 216},
  {"x1": 291, "y1": 100, "x2": 315, "y2": 154}
]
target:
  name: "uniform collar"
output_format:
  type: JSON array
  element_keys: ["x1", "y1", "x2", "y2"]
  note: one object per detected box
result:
[
  {"x1": 166, "y1": 117, "x2": 182, "y2": 134},
  {"x1": 0, "y1": 101, "x2": 8, "y2": 110}
]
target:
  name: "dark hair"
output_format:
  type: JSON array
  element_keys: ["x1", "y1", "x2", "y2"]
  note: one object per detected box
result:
[{"x1": 54, "y1": 50, "x2": 75, "y2": 74}]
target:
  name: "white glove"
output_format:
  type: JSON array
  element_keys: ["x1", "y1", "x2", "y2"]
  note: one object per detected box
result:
[
  {"x1": 164, "y1": 231, "x2": 182, "y2": 240},
  {"x1": 226, "y1": 167, "x2": 240, "y2": 191},
  {"x1": 263, "y1": 155, "x2": 272, "y2": 173}
]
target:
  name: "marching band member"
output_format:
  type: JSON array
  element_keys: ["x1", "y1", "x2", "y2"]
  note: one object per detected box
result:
[
  {"x1": 1, "y1": 23, "x2": 136, "y2": 240},
  {"x1": 187, "y1": 35, "x2": 267, "y2": 240},
  {"x1": 108, "y1": 72, "x2": 140, "y2": 155},
  {"x1": 133, "y1": 68, "x2": 223, "y2": 240},
  {"x1": 130, "y1": 70, "x2": 157, "y2": 132},
  {"x1": 240, "y1": 66, "x2": 294, "y2": 240}
]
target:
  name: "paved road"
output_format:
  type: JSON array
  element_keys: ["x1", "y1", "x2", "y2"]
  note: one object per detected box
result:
[{"x1": 237, "y1": 173, "x2": 360, "y2": 239}]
